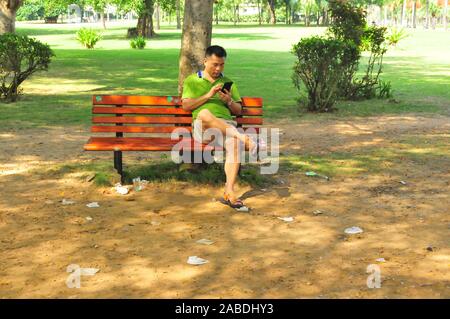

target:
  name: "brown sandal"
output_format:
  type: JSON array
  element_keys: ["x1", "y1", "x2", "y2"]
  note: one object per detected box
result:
[{"x1": 219, "y1": 192, "x2": 249, "y2": 212}]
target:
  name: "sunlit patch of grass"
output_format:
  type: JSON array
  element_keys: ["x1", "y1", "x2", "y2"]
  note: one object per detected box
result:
[
  {"x1": 281, "y1": 137, "x2": 450, "y2": 177},
  {"x1": 37, "y1": 159, "x2": 275, "y2": 187}
]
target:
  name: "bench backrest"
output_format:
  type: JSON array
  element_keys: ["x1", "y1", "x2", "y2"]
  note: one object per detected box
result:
[{"x1": 91, "y1": 95, "x2": 263, "y2": 137}]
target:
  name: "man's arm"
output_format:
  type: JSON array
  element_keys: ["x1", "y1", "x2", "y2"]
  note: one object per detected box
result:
[
  {"x1": 227, "y1": 100, "x2": 242, "y2": 116},
  {"x1": 218, "y1": 89, "x2": 242, "y2": 116},
  {"x1": 182, "y1": 84, "x2": 222, "y2": 112}
]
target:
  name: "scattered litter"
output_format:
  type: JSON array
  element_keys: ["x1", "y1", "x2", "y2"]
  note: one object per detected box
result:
[
  {"x1": 114, "y1": 183, "x2": 129, "y2": 195},
  {"x1": 86, "y1": 216, "x2": 93, "y2": 221},
  {"x1": 62, "y1": 199, "x2": 75, "y2": 205},
  {"x1": 261, "y1": 188, "x2": 267, "y2": 192},
  {"x1": 81, "y1": 268, "x2": 99, "y2": 275},
  {"x1": 196, "y1": 239, "x2": 214, "y2": 245},
  {"x1": 278, "y1": 216, "x2": 294, "y2": 222},
  {"x1": 376, "y1": 258, "x2": 386, "y2": 263},
  {"x1": 236, "y1": 206, "x2": 249, "y2": 212},
  {"x1": 132, "y1": 177, "x2": 147, "y2": 192},
  {"x1": 85, "y1": 173, "x2": 96, "y2": 183},
  {"x1": 187, "y1": 256, "x2": 209, "y2": 265},
  {"x1": 150, "y1": 221, "x2": 161, "y2": 226},
  {"x1": 93, "y1": 244, "x2": 99, "y2": 248},
  {"x1": 86, "y1": 202, "x2": 100, "y2": 208},
  {"x1": 45, "y1": 200, "x2": 54, "y2": 205},
  {"x1": 313, "y1": 210, "x2": 324, "y2": 216},
  {"x1": 399, "y1": 181, "x2": 407, "y2": 185},
  {"x1": 426, "y1": 245, "x2": 434, "y2": 252},
  {"x1": 305, "y1": 171, "x2": 329, "y2": 180},
  {"x1": 344, "y1": 226, "x2": 364, "y2": 234}
]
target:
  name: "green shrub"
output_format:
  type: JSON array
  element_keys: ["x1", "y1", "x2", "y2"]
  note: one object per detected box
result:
[
  {"x1": 16, "y1": 2, "x2": 45, "y2": 21},
  {"x1": 130, "y1": 36, "x2": 146, "y2": 49},
  {"x1": 386, "y1": 27, "x2": 409, "y2": 47},
  {"x1": 0, "y1": 33, "x2": 54, "y2": 102},
  {"x1": 291, "y1": 36, "x2": 358, "y2": 113},
  {"x1": 76, "y1": 28, "x2": 101, "y2": 49}
]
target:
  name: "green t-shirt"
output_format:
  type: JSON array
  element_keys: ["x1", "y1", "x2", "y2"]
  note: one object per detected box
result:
[{"x1": 181, "y1": 71, "x2": 241, "y2": 121}]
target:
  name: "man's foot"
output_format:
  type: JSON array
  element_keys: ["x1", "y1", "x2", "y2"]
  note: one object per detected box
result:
[
  {"x1": 220, "y1": 191, "x2": 249, "y2": 212},
  {"x1": 245, "y1": 136, "x2": 267, "y2": 156}
]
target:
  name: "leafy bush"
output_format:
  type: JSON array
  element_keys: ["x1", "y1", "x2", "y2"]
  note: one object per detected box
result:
[
  {"x1": 327, "y1": 0, "x2": 366, "y2": 99},
  {"x1": 327, "y1": 0, "x2": 391, "y2": 101},
  {"x1": 76, "y1": 28, "x2": 102, "y2": 49},
  {"x1": 16, "y1": 2, "x2": 45, "y2": 21},
  {"x1": 0, "y1": 33, "x2": 54, "y2": 102},
  {"x1": 351, "y1": 25, "x2": 389, "y2": 99},
  {"x1": 130, "y1": 36, "x2": 146, "y2": 49},
  {"x1": 291, "y1": 36, "x2": 358, "y2": 112},
  {"x1": 386, "y1": 27, "x2": 409, "y2": 47}
]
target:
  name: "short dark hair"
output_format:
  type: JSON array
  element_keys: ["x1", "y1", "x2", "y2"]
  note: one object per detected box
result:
[{"x1": 205, "y1": 45, "x2": 227, "y2": 58}]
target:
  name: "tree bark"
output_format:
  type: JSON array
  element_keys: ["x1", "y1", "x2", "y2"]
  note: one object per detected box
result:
[
  {"x1": 155, "y1": 3, "x2": 160, "y2": 30},
  {"x1": 0, "y1": 0, "x2": 23, "y2": 34},
  {"x1": 101, "y1": 12, "x2": 106, "y2": 29},
  {"x1": 425, "y1": 0, "x2": 430, "y2": 29},
  {"x1": 176, "y1": 0, "x2": 181, "y2": 29},
  {"x1": 178, "y1": 0, "x2": 214, "y2": 95},
  {"x1": 268, "y1": 0, "x2": 276, "y2": 24},
  {"x1": 444, "y1": 0, "x2": 448, "y2": 30},
  {"x1": 412, "y1": 1, "x2": 416, "y2": 28},
  {"x1": 257, "y1": 0, "x2": 262, "y2": 25},
  {"x1": 401, "y1": 0, "x2": 407, "y2": 26},
  {"x1": 137, "y1": 0, "x2": 155, "y2": 38}
]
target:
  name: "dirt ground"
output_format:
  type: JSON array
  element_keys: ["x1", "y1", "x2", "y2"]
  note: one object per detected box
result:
[{"x1": 0, "y1": 114, "x2": 449, "y2": 298}]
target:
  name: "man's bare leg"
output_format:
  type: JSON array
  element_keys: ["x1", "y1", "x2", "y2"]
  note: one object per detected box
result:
[
  {"x1": 224, "y1": 136, "x2": 241, "y2": 203},
  {"x1": 197, "y1": 109, "x2": 255, "y2": 151}
]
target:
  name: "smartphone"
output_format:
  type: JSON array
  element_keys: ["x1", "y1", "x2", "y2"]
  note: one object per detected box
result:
[{"x1": 221, "y1": 81, "x2": 233, "y2": 93}]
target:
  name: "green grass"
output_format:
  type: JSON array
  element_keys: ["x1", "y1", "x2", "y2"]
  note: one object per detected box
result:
[
  {"x1": 281, "y1": 134, "x2": 450, "y2": 178},
  {"x1": 1, "y1": 23, "x2": 448, "y2": 129},
  {"x1": 39, "y1": 159, "x2": 275, "y2": 187}
]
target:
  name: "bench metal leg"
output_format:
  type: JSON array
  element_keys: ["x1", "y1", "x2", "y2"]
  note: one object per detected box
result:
[{"x1": 114, "y1": 151, "x2": 124, "y2": 184}]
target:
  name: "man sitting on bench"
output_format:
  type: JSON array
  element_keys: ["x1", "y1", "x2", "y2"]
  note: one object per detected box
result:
[{"x1": 181, "y1": 45, "x2": 263, "y2": 211}]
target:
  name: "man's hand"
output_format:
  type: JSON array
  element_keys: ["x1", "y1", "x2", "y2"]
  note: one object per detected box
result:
[
  {"x1": 207, "y1": 84, "x2": 223, "y2": 99},
  {"x1": 218, "y1": 89, "x2": 232, "y2": 105}
]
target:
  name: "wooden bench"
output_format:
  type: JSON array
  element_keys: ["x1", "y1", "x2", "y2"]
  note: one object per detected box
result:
[{"x1": 84, "y1": 95, "x2": 264, "y2": 184}]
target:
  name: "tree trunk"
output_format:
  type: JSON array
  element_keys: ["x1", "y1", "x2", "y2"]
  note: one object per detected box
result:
[
  {"x1": 425, "y1": 0, "x2": 429, "y2": 29},
  {"x1": 401, "y1": 0, "x2": 407, "y2": 26},
  {"x1": 285, "y1": 2, "x2": 288, "y2": 24},
  {"x1": 178, "y1": 0, "x2": 214, "y2": 95},
  {"x1": 155, "y1": 3, "x2": 160, "y2": 30},
  {"x1": 137, "y1": 0, "x2": 155, "y2": 38},
  {"x1": 444, "y1": 0, "x2": 448, "y2": 30},
  {"x1": 214, "y1": 3, "x2": 218, "y2": 25},
  {"x1": 268, "y1": 0, "x2": 276, "y2": 24},
  {"x1": 412, "y1": 1, "x2": 416, "y2": 28},
  {"x1": 101, "y1": 12, "x2": 106, "y2": 29},
  {"x1": 384, "y1": 5, "x2": 388, "y2": 26},
  {"x1": 257, "y1": 0, "x2": 262, "y2": 25},
  {"x1": 305, "y1": 8, "x2": 310, "y2": 27},
  {"x1": 176, "y1": 0, "x2": 181, "y2": 29},
  {"x1": 0, "y1": 0, "x2": 23, "y2": 34}
]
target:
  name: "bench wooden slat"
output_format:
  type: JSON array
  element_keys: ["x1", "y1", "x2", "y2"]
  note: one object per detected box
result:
[
  {"x1": 91, "y1": 126, "x2": 192, "y2": 133},
  {"x1": 92, "y1": 106, "x2": 263, "y2": 116},
  {"x1": 92, "y1": 116, "x2": 263, "y2": 125},
  {"x1": 241, "y1": 97, "x2": 263, "y2": 108},
  {"x1": 93, "y1": 95, "x2": 182, "y2": 106},
  {"x1": 92, "y1": 107, "x2": 191, "y2": 115},
  {"x1": 92, "y1": 116, "x2": 193, "y2": 124},
  {"x1": 93, "y1": 95, "x2": 263, "y2": 108},
  {"x1": 84, "y1": 137, "x2": 218, "y2": 152},
  {"x1": 236, "y1": 117, "x2": 263, "y2": 125}
]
